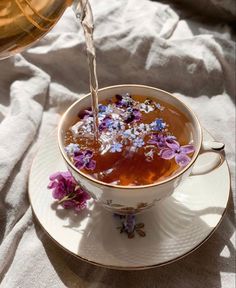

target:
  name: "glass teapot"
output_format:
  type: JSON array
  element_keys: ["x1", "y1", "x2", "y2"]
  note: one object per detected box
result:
[{"x1": 0, "y1": 0, "x2": 87, "y2": 59}]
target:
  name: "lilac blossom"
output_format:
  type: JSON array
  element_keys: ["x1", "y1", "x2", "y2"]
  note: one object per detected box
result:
[
  {"x1": 159, "y1": 140, "x2": 195, "y2": 167},
  {"x1": 138, "y1": 123, "x2": 150, "y2": 133},
  {"x1": 148, "y1": 134, "x2": 176, "y2": 149},
  {"x1": 99, "y1": 116, "x2": 113, "y2": 131},
  {"x1": 79, "y1": 108, "x2": 93, "y2": 119},
  {"x1": 123, "y1": 128, "x2": 139, "y2": 139},
  {"x1": 110, "y1": 119, "x2": 125, "y2": 131},
  {"x1": 65, "y1": 143, "x2": 80, "y2": 156},
  {"x1": 110, "y1": 142, "x2": 123, "y2": 153},
  {"x1": 98, "y1": 104, "x2": 107, "y2": 113},
  {"x1": 133, "y1": 137, "x2": 145, "y2": 148},
  {"x1": 123, "y1": 108, "x2": 141, "y2": 123},
  {"x1": 73, "y1": 150, "x2": 96, "y2": 170},
  {"x1": 115, "y1": 93, "x2": 133, "y2": 108},
  {"x1": 132, "y1": 108, "x2": 142, "y2": 122},
  {"x1": 48, "y1": 171, "x2": 91, "y2": 212},
  {"x1": 98, "y1": 104, "x2": 113, "y2": 115},
  {"x1": 150, "y1": 118, "x2": 166, "y2": 131}
]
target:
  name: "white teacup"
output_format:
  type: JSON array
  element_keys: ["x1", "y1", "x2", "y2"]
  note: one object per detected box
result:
[{"x1": 58, "y1": 85, "x2": 224, "y2": 214}]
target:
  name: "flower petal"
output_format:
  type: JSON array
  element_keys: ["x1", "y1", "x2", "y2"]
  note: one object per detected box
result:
[
  {"x1": 52, "y1": 187, "x2": 66, "y2": 200},
  {"x1": 180, "y1": 145, "x2": 195, "y2": 154},
  {"x1": 85, "y1": 150, "x2": 93, "y2": 158},
  {"x1": 74, "y1": 157, "x2": 85, "y2": 169},
  {"x1": 159, "y1": 148, "x2": 176, "y2": 160},
  {"x1": 175, "y1": 153, "x2": 191, "y2": 167},
  {"x1": 49, "y1": 172, "x2": 62, "y2": 181},
  {"x1": 86, "y1": 159, "x2": 96, "y2": 170},
  {"x1": 166, "y1": 140, "x2": 180, "y2": 150}
]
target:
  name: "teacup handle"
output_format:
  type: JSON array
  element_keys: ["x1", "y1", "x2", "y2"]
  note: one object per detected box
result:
[{"x1": 191, "y1": 141, "x2": 225, "y2": 175}]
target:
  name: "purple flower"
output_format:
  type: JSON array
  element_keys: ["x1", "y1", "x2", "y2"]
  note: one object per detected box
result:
[
  {"x1": 99, "y1": 116, "x2": 113, "y2": 131},
  {"x1": 133, "y1": 137, "x2": 145, "y2": 148},
  {"x1": 123, "y1": 214, "x2": 136, "y2": 233},
  {"x1": 132, "y1": 108, "x2": 142, "y2": 122},
  {"x1": 48, "y1": 171, "x2": 91, "y2": 212},
  {"x1": 110, "y1": 142, "x2": 123, "y2": 153},
  {"x1": 73, "y1": 150, "x2": 96, "y2": 170},
  {"x1": 148, "y1": 134, "x2": 165, "y2": 148},
  {"x1": 98, "y1": 104, "x2": 113, "y2": 115},
  {"x1": 70, "y1": 188, "x2": 91, "y2": 212},
  {"x1": 123, "y1": 127, "x2": 140, "y2": 139},
  {"x1": 48, "y1": 171, "x2": 75, "y2": 200},
  {"x1": 99, "y1": 104, "x2": 107, "y2": 113},
  {"x1": 159, "y1": 140, "x2": 195, "y2": 167},
  {"x1": 65, "y1": 143, "x2": 80, "y2": 156},
  {"x1": 138, "y1": 123, "x2": 150, "y2": 133},
  {"x1": 79, "y1": 108, "x2": 93, "y2": 119},
  {"x1": 115, "y1": 93, "x2": 133, "y2": 108},
  {"x1": 148, "y1": 134, "x2": 176, "y2": 149},
  {"x1": 110, "y1": 119, "x2": 125, "y2": 131},
  {"x1": 122, "y1": 107, "x2": 142, "y2": 124},
  {"x1": 150, "y1": 118, "x2": 166, "y2": 131}
]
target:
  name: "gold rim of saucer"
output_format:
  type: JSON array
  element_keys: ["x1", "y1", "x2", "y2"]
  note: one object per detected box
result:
[{"x1": 58, "y1": 84, "x2": 203, "y2": 190}]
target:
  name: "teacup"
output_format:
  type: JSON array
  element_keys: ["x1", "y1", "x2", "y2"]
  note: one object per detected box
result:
[{"x1": 58, "y1": 85, "x2": 224, "y2": 214}]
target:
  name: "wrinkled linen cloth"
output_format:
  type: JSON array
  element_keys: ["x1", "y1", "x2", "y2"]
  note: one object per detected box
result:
[{"x1": 0, "y1": 0, "x2": 235, "y2": 287}]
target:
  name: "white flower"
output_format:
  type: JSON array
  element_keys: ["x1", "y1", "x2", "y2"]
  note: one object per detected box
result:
[{"x1": 139, "y1": 103, "x2": 154, "y2": 113}]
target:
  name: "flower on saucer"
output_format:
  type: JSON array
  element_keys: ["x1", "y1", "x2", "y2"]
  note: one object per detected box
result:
[
  {"x1": 48, "y1": 171, "x2": 91, "y2": 212},
  {"x1": 110, "y1": 142, "x2": 123, "y2": 153},
  {"x1": 73, "y1": 150, "x2": 96, "y2": 170},
  {"x1": 159, "y1": 140, "x2": 195, "y2": 167}
]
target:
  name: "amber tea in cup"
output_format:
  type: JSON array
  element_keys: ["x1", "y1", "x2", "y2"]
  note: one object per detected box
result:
[{"x1": 64, "y1": 93, "x2": 195, "y2": 186}]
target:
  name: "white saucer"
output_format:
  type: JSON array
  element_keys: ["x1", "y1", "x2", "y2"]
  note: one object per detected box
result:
[{"x1": 28, "y1": 130, "x2": 230, "y2": 270}]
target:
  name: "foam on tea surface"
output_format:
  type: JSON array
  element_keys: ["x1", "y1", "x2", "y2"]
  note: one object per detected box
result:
[{"x1": 64, "y1": 93, "x2": 195, "y2": 186}]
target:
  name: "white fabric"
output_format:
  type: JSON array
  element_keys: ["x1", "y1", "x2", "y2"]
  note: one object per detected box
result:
[{"x1": 0, "y1": 0, "x2": 235, "y2": 287}]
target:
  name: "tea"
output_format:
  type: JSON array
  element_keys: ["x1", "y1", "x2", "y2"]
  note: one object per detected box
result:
[{"x1": 64, "y1": 93, "x2": 195, "y2": 186}]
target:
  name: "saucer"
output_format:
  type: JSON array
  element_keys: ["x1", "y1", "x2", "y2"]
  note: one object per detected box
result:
[{"x1": 28, "y1": 129, "x2": 230, "y2": 270}]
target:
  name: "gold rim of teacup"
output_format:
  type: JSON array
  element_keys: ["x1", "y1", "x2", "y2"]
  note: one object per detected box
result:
[{"x1": 58, "y1": 84, "x2": 203, "y2": 189}]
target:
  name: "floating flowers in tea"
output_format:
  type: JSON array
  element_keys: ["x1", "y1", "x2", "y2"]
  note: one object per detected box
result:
[{"x1": 64, "y1": 93, "x2": 195, "y2": 186}]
